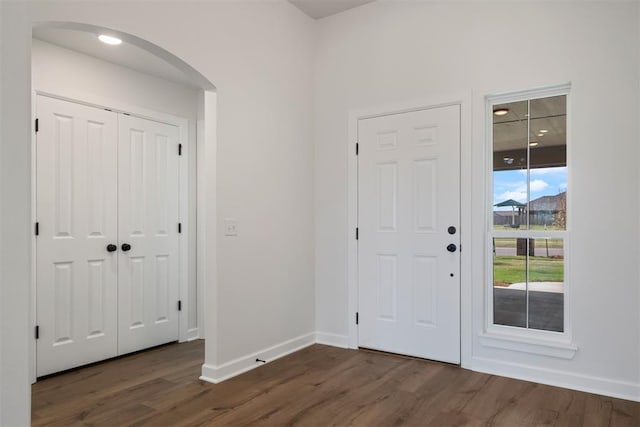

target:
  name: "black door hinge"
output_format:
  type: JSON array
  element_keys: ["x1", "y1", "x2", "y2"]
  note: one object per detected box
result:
[
  {"x1": 178, "y1": 144, "x2": 182, "y2": 156},
  {"x1": 356, "y1": 142, "x2": 359, "y2": 155},
  {"x1": 35, "y1": 118, "x2": 39, "y2": 133},
  {"x1": 356, "y1": 312, "x2": 359, "y2": 325},
  {"x1": 35, "y1": 325, "x2": 39, "y2": 339},
  {"x1": 35, "y1": 222, "x2": 39, "y2": 236},
  {"x1": 178, "y1": 223, "x2": 182, "y2": 234},
  {"x1": 178, "y1": 300, "x2": 182, "y2": 311},
  {"x1": 356, "y1": 228, "x2": 359, "y2": 240}
]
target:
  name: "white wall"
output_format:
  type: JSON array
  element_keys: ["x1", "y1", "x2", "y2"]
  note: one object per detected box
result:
[
  {"x1": 32, "y1": 39, "x2": 200, "y2": 120},
  {"x1": 1, "y1": 0, "x2": 315, "y2": 423},
  {"x1": 314, "y1": 1, "x2": 640, "y2": 400},
  {"x1": 31, "y1": 38, "x2": 201, "y2": 338},
  {"x1": 0, "y1": 1, "x2": 32, "y2": 425},
  {"x1": 0, "y1": 4, "x2": 4, "y2": 423}
]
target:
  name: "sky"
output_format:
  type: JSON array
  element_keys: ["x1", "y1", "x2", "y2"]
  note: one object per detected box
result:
[{"x1": 493, "y1": 166, "x2": 567, "y2": 210}]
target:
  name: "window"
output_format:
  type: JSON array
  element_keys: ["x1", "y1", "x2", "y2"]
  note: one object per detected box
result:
[{"x1": 489, "y1": 88, "x2": 568, "y2": 335}]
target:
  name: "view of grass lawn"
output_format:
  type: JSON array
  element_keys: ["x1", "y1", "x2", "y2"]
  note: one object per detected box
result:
[
  {"x1": 493, "y1": 255, "x2": 564, "y2": 285},
  {"x1": 493, "y1": 238, "x2": 564, "y2": 249}
]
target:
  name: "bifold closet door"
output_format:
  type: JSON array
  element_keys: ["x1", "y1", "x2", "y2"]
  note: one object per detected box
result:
[
  {"x1": 36, "y1": 95, "x2": 119, "y2": 377},
  {"x1": 117, "y1": 115, "x2": 180, "y2": 355}
]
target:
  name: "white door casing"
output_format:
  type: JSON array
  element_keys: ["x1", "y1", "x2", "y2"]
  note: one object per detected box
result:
[
  {"x1": 36, "y1": 95, "x2": 119, "y2": 376},
  {"x1": 117, "y1": 114, "x2": 181, "y2": 354},
  {"x1": 357, "y1": 105, "x2": 461, "y2": 364}
]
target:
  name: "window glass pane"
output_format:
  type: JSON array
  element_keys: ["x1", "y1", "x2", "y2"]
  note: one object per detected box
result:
[
  {"x1": 528, "y1": 96, "x2": 567, "y2": 230},
  {"x1": 490, "y1": 92, "x2": 567, "y2": 333},
  {"x1": 528, "y1": 238, "x2": 564, "y2": 332},
  {"x1": 493, "y1": 100, "x2": 529, "y2": 230},
  {"x1": 493, "y1": 238, "x2": 526, "y2": 328}
]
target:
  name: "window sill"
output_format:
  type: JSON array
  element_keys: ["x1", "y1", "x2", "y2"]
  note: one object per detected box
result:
[{"x1": 479, "y1": 331, "x2": 578, "y2": 359}]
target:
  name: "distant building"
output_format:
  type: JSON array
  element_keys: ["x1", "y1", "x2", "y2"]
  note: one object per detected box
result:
[
  {"x1": 529, "y1": 192, "x2": 566, "y2": 226},
  {"x1": 493, "y1": 192, "x2": 566, "y2": 227}
]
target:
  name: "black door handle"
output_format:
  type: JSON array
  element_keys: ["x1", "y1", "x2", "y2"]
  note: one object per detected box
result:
[
  {"x1": 106, "y1": 244, "x2": 117, "y2": 252},
  {"x1": 121, "y1": 243, "x2": 132, "y2": 252},
  {"x1": 447, "y1": 244, "x2": 457, "y2": 253}
]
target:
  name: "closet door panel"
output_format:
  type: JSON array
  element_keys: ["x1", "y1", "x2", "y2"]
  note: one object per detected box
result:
[
  {"x1": 118, "y1": 115, "x2": 180, "y2": 355},
  {"x1": 36, "y1": 95, "x2": 118, "y2": 376}
]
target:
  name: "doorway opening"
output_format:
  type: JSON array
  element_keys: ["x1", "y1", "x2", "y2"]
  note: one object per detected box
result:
[
  {"x1": 355, "y1": 104, "x2": 461, "y2": 364},
  {"x1": 346, "y1": 95, "x2": 472, "y2": 367},
  {"x1": 29, "y1": 21, "x2": 216, "y2": 387}
]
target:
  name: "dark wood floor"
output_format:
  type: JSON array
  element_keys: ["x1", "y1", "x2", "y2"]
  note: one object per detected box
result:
[{"x1": 32, "y1": 340, "x2": 639, "y2": 426}]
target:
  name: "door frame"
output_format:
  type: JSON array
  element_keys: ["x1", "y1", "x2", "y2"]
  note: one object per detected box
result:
[
  {"x1": 347, "y1": 93, "x2": 473, "y2": 367},
  {"x1": 30, "y1": 90, "x2": 193, "y2": 381}
]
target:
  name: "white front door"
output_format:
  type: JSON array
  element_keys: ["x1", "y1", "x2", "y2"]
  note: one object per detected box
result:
[
  {"x1": 36, "y1": 96, "x2": 119, "y2": 376},
  {"x1": 117, "y1": 115, "x2": 180, "y2": 354},
  {"x1": 357, "y1": 105, "x2": 461, "y2": 364}
]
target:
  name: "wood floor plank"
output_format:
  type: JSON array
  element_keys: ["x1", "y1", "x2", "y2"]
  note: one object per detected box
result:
[{"x1": 32, "y1": 341, "x2": 640, "y2": 426}]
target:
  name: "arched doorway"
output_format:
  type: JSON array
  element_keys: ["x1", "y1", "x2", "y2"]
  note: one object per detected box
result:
[{"x1": 29, "y1": 20, "x2": 217, "y2": 390}]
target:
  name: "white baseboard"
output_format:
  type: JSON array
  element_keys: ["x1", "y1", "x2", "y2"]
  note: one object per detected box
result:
[
  {"x1": 315, "y1": 332, "x2": 349, "y2": 349},
  {"x1": 200, "y1": 332, "x2": 316, "y2": 384},
  {"x1": 472, "y1": 356, "x2": 640, "y2": 402},
  {"x1": 185, "y1": 328, "x2": 199, "y2": 342}
]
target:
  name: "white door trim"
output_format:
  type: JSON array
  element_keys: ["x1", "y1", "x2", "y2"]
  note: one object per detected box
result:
[
  {"x1": 30, "y1": 91, "x2": 194, "y2": 381},
  {"x1": 347, "y1": 92, "x2": 472, "y2": 367}
]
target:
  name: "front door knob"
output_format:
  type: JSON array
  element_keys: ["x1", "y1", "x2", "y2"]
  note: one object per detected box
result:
[
  {"x1": 447, "y1": 244, "x2": 457, "y2": 253},
  {"x1": 121, "y1": 243, "x2": 132, "y2": 252},
  {"x1": 106, "y1": 244, "x2": 117, "y2": 252}
]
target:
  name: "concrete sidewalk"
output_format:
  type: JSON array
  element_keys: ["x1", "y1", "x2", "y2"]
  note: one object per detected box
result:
[
  {"x1": 493, "y1": 287, "x2": 564, "y2": 332},
  {"x1": 504, "y1": 281, "x2": 564, "y2": 293}
]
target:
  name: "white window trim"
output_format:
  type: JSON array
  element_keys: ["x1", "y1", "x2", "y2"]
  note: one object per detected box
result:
[{"x1": 483, "y1": 83, "x2": 577, "y2": 358}]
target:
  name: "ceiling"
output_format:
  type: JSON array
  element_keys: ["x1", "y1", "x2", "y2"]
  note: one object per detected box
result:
[
  {"x1": 33, "y1": 27, "x2": 199, "y2": 89},
  {"x1": 493, "y1": 95, "x2": 567, "y2": 170},
  {"x1": 288, "y1": 0, "x2": 376, "y2": 19},
  {"x1": 493, "y1": 95, "x2": 567, "y2": 152}
]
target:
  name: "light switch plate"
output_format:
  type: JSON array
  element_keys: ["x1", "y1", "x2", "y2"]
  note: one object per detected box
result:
[{"x1": 224, "y1": 218, "x2": 238, "y2": 236}]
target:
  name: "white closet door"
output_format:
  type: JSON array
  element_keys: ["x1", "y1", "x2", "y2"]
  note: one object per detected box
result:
[
  {"x1": 117, "y1": 115, "x2": 180, "y2": 355},
  {"x1": 36, "y1": 95, "x2": 119, "y2": 376},
  {"x1": 358, "y1": 105, "x2": 461, "y2": 364}
]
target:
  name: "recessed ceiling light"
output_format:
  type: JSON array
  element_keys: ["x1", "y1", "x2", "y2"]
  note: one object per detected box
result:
[
  {"x1": 529, "y1": 142, "x2": 539, "y2": 147},
  {"x1": 493, "y1": 108, "x2": 509, "y2": 116},
  {"x1": 539, "y1": 129, "x2": 548, "y2": 133},
  {"x1": 537, "y1": 133, "x2": 544, "y2": 137},
  {"x1": 98, "y1": 34, "x2": 122, "y2": 45}
]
